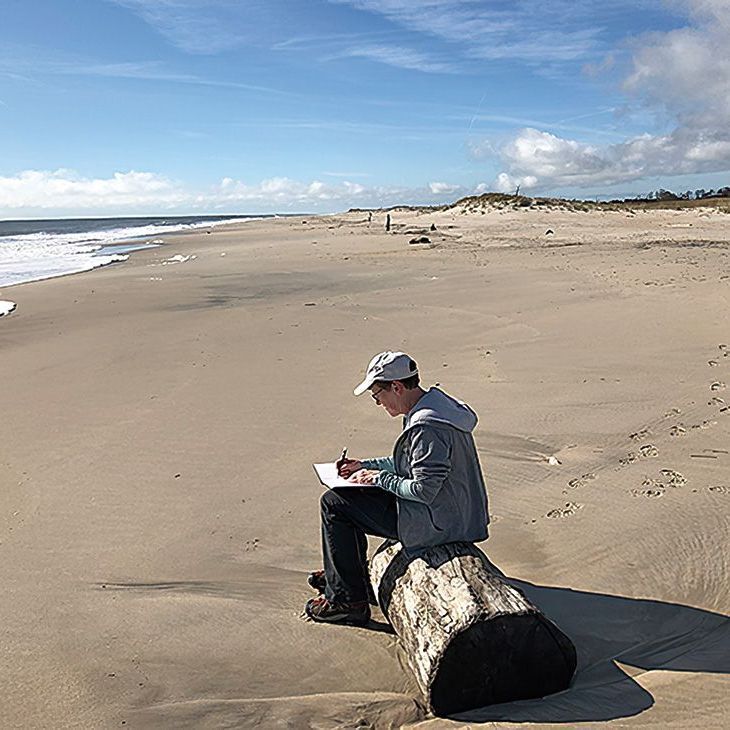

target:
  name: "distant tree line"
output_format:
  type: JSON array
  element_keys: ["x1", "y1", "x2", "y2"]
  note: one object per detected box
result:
[{"x1": 617, "y1": 186, "x2": 730, "y2": 203}]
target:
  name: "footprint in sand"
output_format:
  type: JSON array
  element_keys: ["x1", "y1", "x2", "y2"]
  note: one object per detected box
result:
[
  {"x1": 711, "y1": 381, "x2": 726, "y2": 391},
  {"x1": 631, "y1": 470, "x2": 685, "y2": 497},
  {"x1": 708, "y1": 360, "x2": 719, "y2": 367},
  {"x1": 620, "y1": 444, "x2": 659, "y2": 465},
  {"x1": 659, "y1": 469, "x2": 686, "y2": 487},
  {"x1": 691, "y1": 419, "x2": 717, "y2": 430},
  {"x1": 629, "y1": 428, "x2": 651, "y2": 441},
  {"x1": 567, "y1": 473, "x2": 597, "y2": 489},
  {"x1": 707, "y1": 485, "x2": 729, "y2": 494},
  {"x1": 546, "y1": 502, "x2": 583, "y2": 518},
  {"x1": 664, "y1": 407, "x2": 682, "y2": 417},
  {"x1": 708, "y1": 397, "x2": 725, "y2": 406},
  {"x1": 631, "y1": 479, "x2": 665, "y2": 498},
  {"x1": 669, "y1": 424, "x2": 686, "y2": 437}
]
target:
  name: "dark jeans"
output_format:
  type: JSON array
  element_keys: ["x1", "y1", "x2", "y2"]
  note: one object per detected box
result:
[{"x1": 320, "y1": 487, "x2": 399, "y2": 603}]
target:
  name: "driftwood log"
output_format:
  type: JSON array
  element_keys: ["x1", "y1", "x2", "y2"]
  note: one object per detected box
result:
[{"x1": 369, "y1": 541, "x2": 576, "y2": 715}]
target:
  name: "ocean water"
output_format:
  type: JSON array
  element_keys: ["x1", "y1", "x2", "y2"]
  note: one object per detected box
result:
[{"x1": 0, "y1": 215, "x2": 261, "y2": 288}]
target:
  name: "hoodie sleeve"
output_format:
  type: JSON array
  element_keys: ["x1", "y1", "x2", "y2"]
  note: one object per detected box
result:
[
  {"x1": 361, "y1": 456, "x2": 395, "y2": 473},
  {"x1": 377, "y1": 425, "x2": 451, "y2": 504}
]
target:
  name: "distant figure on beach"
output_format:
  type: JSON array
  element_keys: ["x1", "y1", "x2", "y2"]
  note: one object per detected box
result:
[
  {"x1": 305, "y1": 351, "x2": 490, "y2": 625},
  {"x1": 368, "y1": 211, "x2": 372, "y2": 223},
  {"x1": 385, "y1": 213, "x2": 391, "y2": 232}
]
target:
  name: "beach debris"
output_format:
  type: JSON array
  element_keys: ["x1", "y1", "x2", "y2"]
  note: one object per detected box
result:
[
  {"x1": 162, "y1": 254, "x2": 195, "y2": 265},
  {"x1": 545, "y1": 229, "x2": 554, "y2": 236},
  {"x1": 546, "y1": 455, "x2": 561, "y2": 466},
  {"x1": 0, "y1": 300, "x2": 17, "y2": 317},
  {"x1": 149, "y1": 277, "x2": 163, "y2": 281},
  {"x1": 409, "y1": 236, "x2": 431, "y2": 245},
  {"x1": 430, "y1": 223, "x2": 437, "y2": 231},
  {"x1": 220, "y1": 252, "x2": 227, "y2": 256},
  {"x1": 304, "y1": 302, "x2": 316, "y2": 306}
]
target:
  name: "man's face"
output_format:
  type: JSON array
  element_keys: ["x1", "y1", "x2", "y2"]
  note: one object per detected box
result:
[{"x1": 370, "y1": 382, "x2": 401, "y2": 417}]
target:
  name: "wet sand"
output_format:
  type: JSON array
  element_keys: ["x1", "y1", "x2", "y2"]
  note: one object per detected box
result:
[{"x1": 1, "y1": 204, "x2": 728, "y2": 728}]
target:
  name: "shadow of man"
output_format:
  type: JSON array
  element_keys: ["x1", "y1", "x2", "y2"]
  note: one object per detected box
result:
[{"x1": 451, "y1": 577, "x2": 729, "y2": 723}]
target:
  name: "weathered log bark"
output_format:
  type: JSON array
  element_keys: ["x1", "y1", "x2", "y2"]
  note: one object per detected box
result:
[{"x1": 369, "y1": 541, "x2": 576, "y2": 715}]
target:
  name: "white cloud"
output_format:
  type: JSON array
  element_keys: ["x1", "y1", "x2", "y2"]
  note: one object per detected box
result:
[
  {"x1": 487, "y1": 0, "x2": 730, "y2": 190},
  {"x1": 429, "y1": 181, "x2": 460, "y2": 194},
  {"x1": 491, "y1": 127, "x2": 730, "y2": 190},
  {"x1": 0, "y1": 169, "x2": 467, "y2": 216},
  {"x1": 0, "y1": 170, "x2": 187, "y2": 211},
  {"x1": 493, "y1": 172, "x2": 538, "y2": 194}
]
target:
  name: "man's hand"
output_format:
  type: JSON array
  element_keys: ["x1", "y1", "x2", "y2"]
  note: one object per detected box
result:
[
  {"x1": 337, "y1": 458, "x2": 363, "y2": 478},
  {"x1": 347, "y1": 468, "x2": 379, "y2": 485}
]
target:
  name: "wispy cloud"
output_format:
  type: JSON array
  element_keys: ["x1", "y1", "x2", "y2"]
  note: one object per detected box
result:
[
  {"x1": 108, "y1": 0, "x2": 631, "y2": 72},
  {"x1": 0, "y1": 51, "x2": 295, "y2": 97},
  {"x1": 63, "y1": 60, "x2": 286, "y2": 94},
  {"x1": 322, "y1": 44, "x2": 454, "y2": 73},
  {"x1": 109, "y1": 0, "x2": 251, "y2": 54},
  {"x1": 326, "y1": 0, "x2": 626, "y2": 64}
]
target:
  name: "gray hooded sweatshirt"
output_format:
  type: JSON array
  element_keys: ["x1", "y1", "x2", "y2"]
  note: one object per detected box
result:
[{"x1": 362, "y1": 387, "x2": 489, "y2": 550}]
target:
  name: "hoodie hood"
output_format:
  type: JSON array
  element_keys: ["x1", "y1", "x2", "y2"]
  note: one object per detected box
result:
[{"x1": 405, "y1": 387, "x2": 478, "y2": 433}]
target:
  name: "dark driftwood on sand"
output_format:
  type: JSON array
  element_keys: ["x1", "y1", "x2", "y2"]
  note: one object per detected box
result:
[{"x1": 369, "y1": 541, "x2": 577, "y2": 716}]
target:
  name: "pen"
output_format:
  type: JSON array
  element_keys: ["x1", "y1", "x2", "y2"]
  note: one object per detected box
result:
[{"x1": 340, "y1": 447, "x2": 348, "y2": 463}]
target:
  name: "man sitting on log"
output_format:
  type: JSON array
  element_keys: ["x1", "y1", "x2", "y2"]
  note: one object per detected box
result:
[{"x1": 305, "y1": 351, "x2": 490, "y2": 625}]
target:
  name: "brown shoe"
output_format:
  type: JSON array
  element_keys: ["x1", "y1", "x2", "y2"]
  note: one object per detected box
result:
[{"x1": 304, "y1": 595, "x2": 370, "y2": 625}]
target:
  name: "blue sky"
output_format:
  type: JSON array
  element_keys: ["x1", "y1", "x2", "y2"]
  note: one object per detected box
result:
[{"x1": 2, "y1": 0, "x2": 730, "y2": 216}]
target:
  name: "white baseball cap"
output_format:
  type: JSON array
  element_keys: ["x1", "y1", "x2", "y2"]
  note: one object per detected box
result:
[{"x1": 353, "y1": 351, "x2": 419, "y2": 395}]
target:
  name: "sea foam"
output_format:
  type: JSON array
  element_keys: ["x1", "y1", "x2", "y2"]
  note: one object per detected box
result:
[{"x1": 0, "y1": 217, "x2": 254, "y2": 287}]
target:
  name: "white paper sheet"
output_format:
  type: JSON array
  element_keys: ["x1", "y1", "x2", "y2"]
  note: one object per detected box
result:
[{"x1": 313, "y1": 462, "x2": 371, "y2": 489}]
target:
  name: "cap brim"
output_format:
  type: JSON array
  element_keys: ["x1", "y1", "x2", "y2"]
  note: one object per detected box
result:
[{"x1": 353, "y1": 376, "x2": 374, "y2": 396}]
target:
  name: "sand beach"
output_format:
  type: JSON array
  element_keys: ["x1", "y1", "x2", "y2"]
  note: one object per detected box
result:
[{"x1": 1, "y1": 203, "x2": 728, "y2": 728}]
